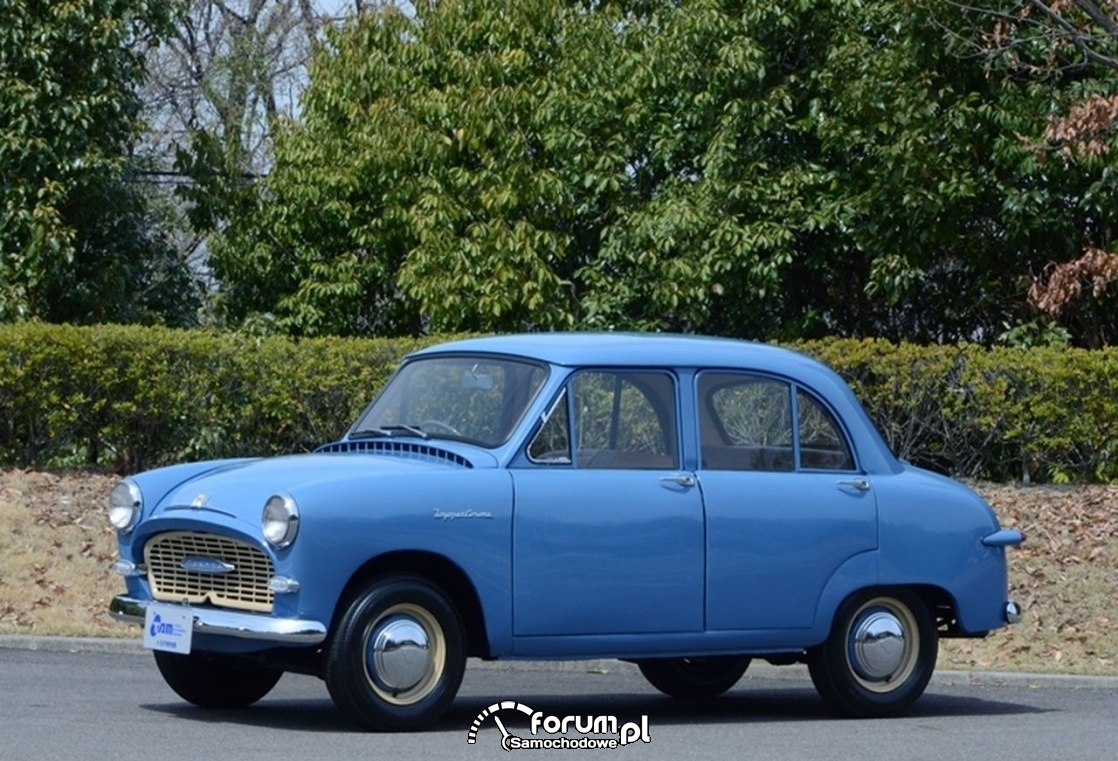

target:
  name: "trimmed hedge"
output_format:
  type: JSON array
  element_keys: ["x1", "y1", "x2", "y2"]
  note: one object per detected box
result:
[
  {"x1": 0, "y1": 323, "x2": 436, "y2": 472},
  {"x1": 797, "y1": 339, "x2": 1118, "y2": 483},
  {"x1": 1, "y1": 324, "x2": 1116, "y2": 482}
]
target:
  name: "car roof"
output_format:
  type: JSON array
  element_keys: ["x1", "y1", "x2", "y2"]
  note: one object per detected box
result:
[
  {"x1": 411, "y1": 332, "x2": 821, "y2": 374},
  {"x1": 410, "y1": 332, "x2": 902, "y2": 474}
]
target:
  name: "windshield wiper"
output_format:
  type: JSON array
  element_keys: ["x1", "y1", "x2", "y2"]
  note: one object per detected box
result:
[
  {"x1": 348, "y1": 425, "x2": 428, "y2": 440},
  {"x1": 348, "y1": 427, "x2": 394, "y2": 440},
  {"x1": 388, "y1": 424, "x2": 428, "y2": 439}
]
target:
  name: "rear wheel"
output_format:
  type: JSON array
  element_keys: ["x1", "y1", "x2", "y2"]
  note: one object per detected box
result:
[
  {"x1": 808, "y1": 589, "x2": 937, "y2": 717},
  {"x1": 637, "y1": 656, "x2": 751, "y2": 700},
  {"x1": 153, "y1": 650, "x2": 282, "y2": 708},
  {"x1": 325, "y1": 575, "x2": 466, "y2": 731}
]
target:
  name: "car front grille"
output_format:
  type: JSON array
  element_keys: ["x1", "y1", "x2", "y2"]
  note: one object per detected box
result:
[{"x1": 144, "y1": 531, "x2": 274, "y2": 612}]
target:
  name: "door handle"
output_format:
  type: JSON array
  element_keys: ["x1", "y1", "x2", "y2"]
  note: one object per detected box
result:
[
  {"x1": 660, "y1": 474, "x2": 696, "y2": 487},
  {"x1": 837, "y1": 478, "x2": 870, "y2": 492}
]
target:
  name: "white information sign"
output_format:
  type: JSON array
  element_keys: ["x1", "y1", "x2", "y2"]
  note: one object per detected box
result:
[{"x1": 142, "y1": 604, "x2": 194, "y2": 655}]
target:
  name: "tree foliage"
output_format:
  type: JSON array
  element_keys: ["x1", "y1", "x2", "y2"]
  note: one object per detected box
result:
[
  {"x1": 208, "y1": 0, "x2": 1118, "y2": 344},
  {"x1": 941, "y1": 0, "x2": 1118, "y2": 345},
  {"x1": 0, "y1": 0, "x2": 201, "y2": 326}
]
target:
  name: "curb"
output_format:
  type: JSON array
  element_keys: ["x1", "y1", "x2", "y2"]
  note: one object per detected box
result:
[{"x1": 3, "y1": 635, "x2": 1116, "y2": 690}]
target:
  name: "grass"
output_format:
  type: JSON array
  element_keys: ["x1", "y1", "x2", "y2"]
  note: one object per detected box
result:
[{"x1": 1, "y1": 469, "x2": 1115, "y2": 674}]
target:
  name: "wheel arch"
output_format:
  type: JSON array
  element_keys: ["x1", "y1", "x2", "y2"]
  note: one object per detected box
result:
[
  {"x1": 332, "y1": 550, "x2": 491, "y2": 659},
  {"x1": 820, "y1": 582, "x2": 957, "y2": 639},
  {"x1": 812, "y1": 550, "x2": 960, "y2": 643},
  {"x1": 906, "y1": 583, "x2": 961, "y2": 637}
]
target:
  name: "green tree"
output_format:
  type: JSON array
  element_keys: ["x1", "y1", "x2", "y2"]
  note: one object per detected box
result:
[
  {"x1": 213, "y1": 0, "x2": 1118, "y2": 343},
  {"x1": 937, "y1": 1, "x2": 1118, "y2": 346},
  {"x1": 0, "y1": 0, "x2": 200, "y2": 325}
]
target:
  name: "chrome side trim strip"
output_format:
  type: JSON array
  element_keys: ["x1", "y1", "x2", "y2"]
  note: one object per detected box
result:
[{"x1": 109, "y1": 595, "x2": 327, "y2": 645}]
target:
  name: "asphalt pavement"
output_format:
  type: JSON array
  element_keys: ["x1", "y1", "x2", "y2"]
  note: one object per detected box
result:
[
  {"x1": 2, "y1": 633, "x2": 1116, "y2": 690},
  {"x1": 3, "y1": 640, "x2": 1117, "y2": 761}
]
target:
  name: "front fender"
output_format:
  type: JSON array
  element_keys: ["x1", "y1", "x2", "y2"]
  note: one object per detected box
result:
[{"x1": 276, "y1": 469, "x2": 515, "y2": 652}]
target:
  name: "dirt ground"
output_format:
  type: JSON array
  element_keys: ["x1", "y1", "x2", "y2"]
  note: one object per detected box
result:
[{"x1": 1, "y1": 469, "x2": 1115, "y2": 674}]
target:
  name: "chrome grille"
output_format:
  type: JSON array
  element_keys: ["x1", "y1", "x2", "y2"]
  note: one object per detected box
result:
[{"x1": 145, "y1": 531, "x2": 274, "y2": 612}]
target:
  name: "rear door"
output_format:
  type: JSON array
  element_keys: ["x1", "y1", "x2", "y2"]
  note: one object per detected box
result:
[{"x1": 696, "y1": 372, "x2": 878, "y2": 630}]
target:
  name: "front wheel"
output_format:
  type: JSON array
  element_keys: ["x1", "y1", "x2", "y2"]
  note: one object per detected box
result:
[
  {"x1": 325, "y1": 575, "x2": 466, "y2": 731},
  {"x1": 637, "y1": 656, "x2": 751, "y2": 700},
  {"x1": 807, "y1": 589, "x2": 937, "y2": 717},
  {"x1": 153, "y1": 650, "x2": 282, "y2": 708}
]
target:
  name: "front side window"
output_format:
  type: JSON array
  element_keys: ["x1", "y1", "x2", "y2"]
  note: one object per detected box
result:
[
  {"x1": 351, "y1": 355, "x2": 547, "y2": 447},
  {"x1": 699, "y1": 373, "x2": 855, "y2": 472},
  {"x1": 528, "y1": 370, "x2": 678, "y2": 469},
  {"x1": 527, "y1": 390, "x2": 571, "y2": 464}
]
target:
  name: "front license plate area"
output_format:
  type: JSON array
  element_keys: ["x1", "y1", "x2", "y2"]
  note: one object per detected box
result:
[{"x1": 143, "y1": 604, "x2": 194, "y2": 654}]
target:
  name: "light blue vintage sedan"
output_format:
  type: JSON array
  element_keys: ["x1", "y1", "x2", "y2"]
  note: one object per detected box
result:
[{"x1": 108, "y1": 333, "x2": 1023, "y2": 729}]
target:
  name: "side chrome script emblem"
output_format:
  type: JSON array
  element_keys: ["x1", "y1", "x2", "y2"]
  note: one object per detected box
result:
[
  {"x1": 191, "y1": 493, "x2": 208, "y2": 508},
  {"x1": 180, "y1": 556, "x2": 235, "y2": 574}
]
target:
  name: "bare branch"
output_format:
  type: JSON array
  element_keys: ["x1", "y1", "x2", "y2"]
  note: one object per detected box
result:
[{"x1": 1056, "y1": 0, "x2": 1118, "y2": 38}]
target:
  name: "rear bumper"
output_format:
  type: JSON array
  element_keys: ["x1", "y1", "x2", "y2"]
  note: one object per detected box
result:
[{"x1": 109, "y1": 595, "x2": 327, "y2": 645}]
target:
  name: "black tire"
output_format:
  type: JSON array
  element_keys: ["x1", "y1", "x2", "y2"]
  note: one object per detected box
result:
[
  {"x1": 807, "y1": 588, "x2": 937, "y2": 718},
  {"x1": 153, "y1": 650, "x2": 282, "y2": 708},
  {"x1": 637, "y1": 656, "x2": 751, "y2": 700},
  {"x1": 325, "y1": 575, "x2": 466, "y2": 731}
]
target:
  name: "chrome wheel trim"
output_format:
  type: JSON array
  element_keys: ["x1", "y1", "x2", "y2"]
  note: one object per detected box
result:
[
  {"x1": 845, "y1": 596, "x2": 919, "y2": 694},
  {"x1": 363, "y1": 603, "x2": 445, "y2": 706}
]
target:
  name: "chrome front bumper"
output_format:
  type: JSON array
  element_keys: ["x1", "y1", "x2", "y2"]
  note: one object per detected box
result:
[{"x1": 110, "y1": 595, "x2": 327, "y2": 645}]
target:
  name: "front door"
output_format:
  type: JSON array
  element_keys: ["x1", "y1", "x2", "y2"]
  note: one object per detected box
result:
[{"x1": 511, "y1": 370, "x2": 704, "y2": 636}]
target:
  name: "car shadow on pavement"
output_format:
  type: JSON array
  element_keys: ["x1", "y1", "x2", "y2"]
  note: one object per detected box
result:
[
  {"x1": 441, "y1": 686, "x2": 1047, "y2": 730},
  {"x1": 140, "y1": 683, "x2": 1047, "y2": 735}
]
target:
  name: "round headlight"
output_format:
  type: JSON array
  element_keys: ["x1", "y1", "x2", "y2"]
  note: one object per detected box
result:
[
  {"x1": 262, "y1": 493, "x2": 299, "y2": 548},
  {"x1": 109, "y1": 480, "x2": 143, "y2": 533}
]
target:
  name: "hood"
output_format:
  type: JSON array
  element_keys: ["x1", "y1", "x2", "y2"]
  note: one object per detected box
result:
[{"x1": 152, "y1": 448, "x2": 480, "y2": 520}]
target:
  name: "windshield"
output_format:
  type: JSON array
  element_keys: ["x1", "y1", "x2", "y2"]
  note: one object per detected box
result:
[{"x1": 350, "y1": 355, "x2": 549, "y2": 448}]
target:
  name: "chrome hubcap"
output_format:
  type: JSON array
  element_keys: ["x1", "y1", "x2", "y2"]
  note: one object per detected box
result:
[
  {"x1": 369, "y1": 616, "x2": 430, "y2": 693},
  {"x1": 846, "y1": 597, "x2": 919, "y2": 693},
  {"x1": 363, "y1": 603, "x2": 445, "y2": 705},
  {"x1": 852, "y1": 611, "x2": 905, "y2": 679}
]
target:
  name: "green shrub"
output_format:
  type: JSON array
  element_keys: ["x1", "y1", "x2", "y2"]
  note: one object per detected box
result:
[
  {"x1": 796, "y1": 339, "x2": 1118, "y2": 483},
  {"x1": 0, "y1": 323, "x2": 435, "y2": 472},
  {"x1": 1, "y1": 325, "x2": 1116, "y2": 482}
]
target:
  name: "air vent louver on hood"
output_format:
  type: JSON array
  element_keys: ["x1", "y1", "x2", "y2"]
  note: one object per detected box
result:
[{"x1": 315, "y1": 440, "x2": 473, "y2": 468}]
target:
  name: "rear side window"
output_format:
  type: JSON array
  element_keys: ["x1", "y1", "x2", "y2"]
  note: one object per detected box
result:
[
  {"x1": 797, "y1": 390, "x2": 854, "y2": 470},
  {"x1": 699, "y1": 373, "x2": 854, "y2": 472}
]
